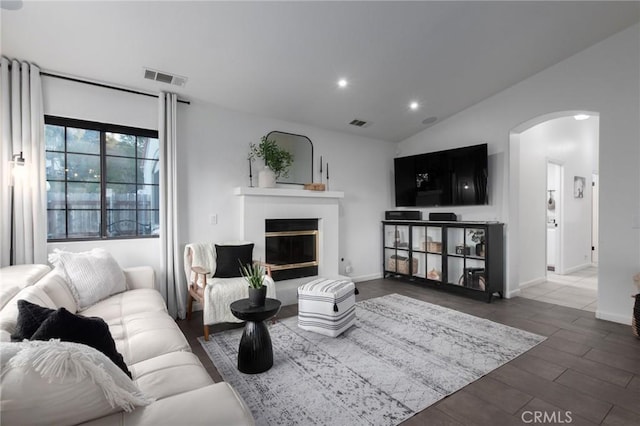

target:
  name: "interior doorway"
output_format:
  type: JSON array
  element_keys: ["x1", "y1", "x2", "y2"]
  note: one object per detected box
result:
[
  {"x1": 546, "y1": 161, "x2": 562, "y2": 273},
  {"x1": 510, "y1": 111, "x2": 599, "y2": 311},
  {"x1": 591, "y1": 173, "x2": 599, "y2": 264}
]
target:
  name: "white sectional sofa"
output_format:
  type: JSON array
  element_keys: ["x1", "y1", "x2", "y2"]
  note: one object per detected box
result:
[{"x1": 0, "y1": 264, "x2": 254, "y2": 426}]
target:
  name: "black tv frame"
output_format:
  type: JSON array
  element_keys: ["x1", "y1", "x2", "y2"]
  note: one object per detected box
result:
[{"x1": 394, "y1": 143, "x2": 488, "y2": 207}]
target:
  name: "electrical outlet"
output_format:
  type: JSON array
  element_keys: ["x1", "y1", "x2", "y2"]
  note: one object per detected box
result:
[
  {"x1": 345, "y1": 264, "x2": 353, "y2": 274},
  {"x1": 210, "y1": 214, "x2": 217, "y2": 225}
]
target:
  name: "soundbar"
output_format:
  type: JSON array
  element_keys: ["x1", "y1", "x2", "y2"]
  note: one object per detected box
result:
[{"x1": 385, "y1": 210, "x2": 422, "y2": 221}]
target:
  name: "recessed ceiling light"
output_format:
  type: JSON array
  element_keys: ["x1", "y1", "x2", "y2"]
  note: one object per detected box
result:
[
  {"x1": 337, "y1": 78, "x2": 348, "y2": 88},
  {"x1": 409, "y1": 101, "x2": 420, "y2": 110},
  {"x1": 574, "y1": 114, "x2": 590, "y2": 120}
]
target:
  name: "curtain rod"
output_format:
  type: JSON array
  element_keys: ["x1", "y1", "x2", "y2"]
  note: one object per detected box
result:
[
  {"x1": 40, "y1": 71, "x2": 191, "y2": 105},
  {"x1": 1, "y1": 62, "x2": 189, "y2": 105}
]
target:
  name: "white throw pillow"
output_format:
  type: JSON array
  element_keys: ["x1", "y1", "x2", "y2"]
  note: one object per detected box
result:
[
  {"x1": 48, "y1": 248, "x2": 127, "y2": 310},
  {"x1": 0, "y1": 339, "x2": 153, "y2": 426}
]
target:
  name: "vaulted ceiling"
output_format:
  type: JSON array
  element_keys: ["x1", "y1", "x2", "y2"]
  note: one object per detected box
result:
[{"x1": 2, "y1": 1, "x2": 638, "y2": 142}]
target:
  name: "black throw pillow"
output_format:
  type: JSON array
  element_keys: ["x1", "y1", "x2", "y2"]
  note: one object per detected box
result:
[
  {"x1": 11, "y1": 300, "x2": 56, "y2": 341},
  {"x1": 214, "y1": 243, "x2": 254, "y2": 278},
  {"x1": 30, "y1": 307, "x2": 132, "y2": 378}
]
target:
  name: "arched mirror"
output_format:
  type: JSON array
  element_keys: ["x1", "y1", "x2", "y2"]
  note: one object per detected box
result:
[{"x1": 266, "y1": 131, "x2": 314, "y2": 185}]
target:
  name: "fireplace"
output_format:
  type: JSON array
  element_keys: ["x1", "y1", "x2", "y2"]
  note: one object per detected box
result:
[
  {"x1": 236, "y1": 187, "x2": 344, "y2": 306},
  {"x1": 265, "y1": 219, "x2": 319, "y2": 281}
]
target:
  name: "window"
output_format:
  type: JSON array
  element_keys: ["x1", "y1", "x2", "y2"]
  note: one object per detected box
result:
[{"x1": 45, "y1": 116, "x2": 160, "y2": 241}]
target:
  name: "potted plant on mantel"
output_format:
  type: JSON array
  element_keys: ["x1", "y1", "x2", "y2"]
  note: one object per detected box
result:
[
  {"x1": 248, "y1": 136, "x2": 294, "y2": 188},
  {"x1": 239, "y1": 261, "x2": 268, "y2": 307}
]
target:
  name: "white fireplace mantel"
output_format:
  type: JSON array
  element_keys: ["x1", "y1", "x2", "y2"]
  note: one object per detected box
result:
[
  {"x1": 234, "y1": 185, "x2": 343, "y2": 288},
  {"x1": 234, "y1": 187, "x2": 344, "y2": 199}
]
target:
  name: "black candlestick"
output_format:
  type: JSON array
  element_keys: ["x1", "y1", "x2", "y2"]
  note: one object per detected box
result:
[
  {"x1": 319, "y1": 156, "x2": 323, "y2": 183},
  {"x1": 249, "y1": 159, "x2": 253, "y2": 187},
  {"x1": 326, "y1": 163, "x2": 329, "y2": 190}
]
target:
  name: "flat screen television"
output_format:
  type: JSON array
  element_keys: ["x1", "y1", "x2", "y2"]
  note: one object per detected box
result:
[{"x1": 394, "y1": 143, "x2": 488, "y2": 207}]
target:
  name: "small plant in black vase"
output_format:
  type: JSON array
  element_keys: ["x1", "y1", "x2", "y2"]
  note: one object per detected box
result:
[{"x1": 239, "y1": 261, "x2": 267, "y2": 307}]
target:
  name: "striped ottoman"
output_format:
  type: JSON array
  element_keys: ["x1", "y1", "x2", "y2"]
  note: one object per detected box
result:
[{"x1": 298, "y1": 278, "x2": 357, "y2": 337}]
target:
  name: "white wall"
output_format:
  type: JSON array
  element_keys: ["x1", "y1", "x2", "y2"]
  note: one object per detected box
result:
[
  {"x1": 43, "y1": 77, "x2": 163, "y2": 276},
  {"x1": 518, "y1": 116, "x2": 598, "y2": 286},
  {"x1": 517, "y1": 122, "x2": 547, "y2": 286},
  {"x1": 42, "y1": 76, "x2": 395, "y2": 291},
  {"x1": 398, "y1": 24, "x2": 640, "y2": 324},
  {"x1": 43, "y1": 76, "x2": 158, "y2": 130},
  {"x1": 48, "y1": 238, "x2": 161, "y2": 271},
  {"x1": 178, "y1": 101, "x2": 394, "y2": 283}
]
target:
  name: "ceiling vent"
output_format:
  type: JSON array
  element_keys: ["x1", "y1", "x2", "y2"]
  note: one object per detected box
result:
[
  {"x1": 143, "y1": 67, "x2": 187, "y2": 87},
  {"x1": 349, "y1": 119, "x2": 370, "y2": 128},
  {"x1": 422, "y1": 116, "x2": 438, "y2": 126}
]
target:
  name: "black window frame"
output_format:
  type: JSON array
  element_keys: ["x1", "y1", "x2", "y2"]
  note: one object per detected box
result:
[{"x1": 45, "y1": 115, "x2": 160, "y2": 242}]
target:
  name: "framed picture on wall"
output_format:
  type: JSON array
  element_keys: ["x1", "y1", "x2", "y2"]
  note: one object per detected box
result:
[{"x1": 574, "y1": 176, "x2": 585, "y2": 198}]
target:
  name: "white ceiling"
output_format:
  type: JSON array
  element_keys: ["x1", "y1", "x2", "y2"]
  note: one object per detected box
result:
[{"x1": 2, "y1": 1, "x2": 639, "y2": 142}]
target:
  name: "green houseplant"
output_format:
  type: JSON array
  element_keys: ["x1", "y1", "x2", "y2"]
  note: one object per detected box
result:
[
  {"x1": 239, "y1": 261, "x2": 267, "y2": 307},
  {"x1": 249, "y1": 136, "x2": 294, "y2": 187}
]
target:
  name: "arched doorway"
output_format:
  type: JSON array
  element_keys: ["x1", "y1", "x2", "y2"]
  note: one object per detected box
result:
[{"x1": 508, "y1": 111, "x2": 599, "y2": 311}]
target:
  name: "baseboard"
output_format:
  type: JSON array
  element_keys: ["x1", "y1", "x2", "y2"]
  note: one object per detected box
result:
[
  {"x1": 562, "y1": 263, "x2": 592, "y2": 275},
  {"x1": 505, "y1": 288, "x2": 521, "y2": 299},
  {"x1": 595, "y1": 309, "x2": 632, "y2": 325},
  {"x1": 351, "y1": 272, "x2": 383, "y2": 283},
  {"x1": 519, "y1": 277, "x2": 546, "y2": 289}
]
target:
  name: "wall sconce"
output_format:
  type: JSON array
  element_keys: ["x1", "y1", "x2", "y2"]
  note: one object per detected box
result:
[{"x1": 10, "y1": 151, "x2": 26, "y2": 181}]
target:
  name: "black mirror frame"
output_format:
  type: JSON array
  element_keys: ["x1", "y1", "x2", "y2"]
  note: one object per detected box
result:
[{"x1": 266, "y1": 130, "x2": 314, "y2": 185}]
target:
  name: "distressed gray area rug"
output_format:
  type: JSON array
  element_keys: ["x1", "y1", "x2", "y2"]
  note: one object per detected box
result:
[{"x1": 199, "y1": 294, "x2": 545, "y2": 426}]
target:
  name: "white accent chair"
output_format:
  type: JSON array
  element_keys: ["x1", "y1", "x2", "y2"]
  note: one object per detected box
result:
[{"x1": 184, "y1": 242, "x2": 276, "y2": 340}]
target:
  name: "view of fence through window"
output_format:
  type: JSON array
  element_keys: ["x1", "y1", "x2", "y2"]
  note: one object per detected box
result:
[{"x1": 45, "y1": 117, "x2": 160, "y2": 241}]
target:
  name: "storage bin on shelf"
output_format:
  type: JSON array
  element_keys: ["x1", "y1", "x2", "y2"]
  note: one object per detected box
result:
[
  {"x1": 422, "y1": 241, "x2": 442, "y2": 253},
  {"x1": 387, "y1": 254, "x2": 418, "y2": 275}
]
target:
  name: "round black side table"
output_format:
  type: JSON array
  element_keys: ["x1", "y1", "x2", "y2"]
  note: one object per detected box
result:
[{"x1": 230, "y1": 298, "x2": 281, "y2": 374}]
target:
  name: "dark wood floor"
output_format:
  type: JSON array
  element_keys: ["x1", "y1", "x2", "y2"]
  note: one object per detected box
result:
[{"x1": 176, "y1": 278, "x2": 640, "y2": 426}]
